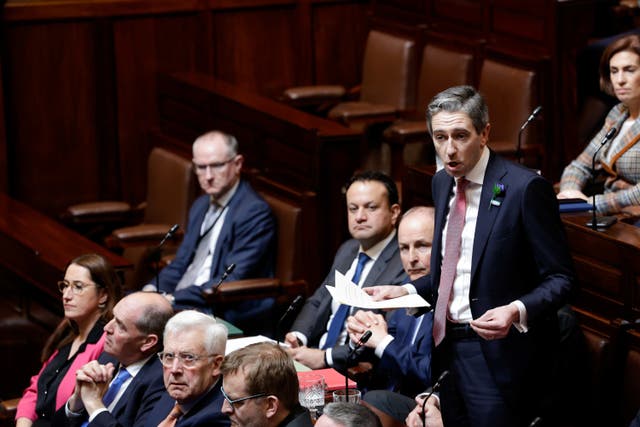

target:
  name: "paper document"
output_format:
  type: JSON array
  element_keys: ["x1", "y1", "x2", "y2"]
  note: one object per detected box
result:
[{"x1": 325, "y1": 271, "x2": 430, "y2": 309}]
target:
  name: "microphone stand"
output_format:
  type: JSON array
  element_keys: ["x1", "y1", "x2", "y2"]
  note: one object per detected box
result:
[
  {"x1": 421, "y1": 370, "x2": 449, "y2": 427},
  {"x1": 516, "y1": 106, "x2": 542, "y2": 165},
  {"x1": 276, "y1": 295, "x2": 304, "y2": 346},
  {"x1": 588, "y1": 127, "x2": 618, "y2": 231},
  {"x1": 153, "y1": 224, "x2": 179, "y2": 289},
  {"x1": 201, "y1": 263, "x2": 236, "y2": 316},
  {"x1": 344, "y1": 330, "x2": 372, "y2": 402}
]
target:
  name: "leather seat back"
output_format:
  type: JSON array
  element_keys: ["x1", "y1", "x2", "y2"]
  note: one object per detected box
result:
[
  {"x1": 360, "y1": 30, "x2": 417, "y2": 110},
  {"x1": 144, "y1": 147, "x2": 198, "y2": 229}
]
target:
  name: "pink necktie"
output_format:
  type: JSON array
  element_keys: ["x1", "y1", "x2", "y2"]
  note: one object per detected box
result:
[{"x1": 433, "y1": 178, "x2": 468, "y2": 346}]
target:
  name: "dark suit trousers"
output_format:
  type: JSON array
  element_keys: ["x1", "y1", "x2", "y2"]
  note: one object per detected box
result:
[{"x1": 438, "y1": 338, "x2": 523, "y2": 427}]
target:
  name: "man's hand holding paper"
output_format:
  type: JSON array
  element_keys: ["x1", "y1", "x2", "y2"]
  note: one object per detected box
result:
[{"x1": 325, "y1": 271, "x2": 429, "y2": 310}]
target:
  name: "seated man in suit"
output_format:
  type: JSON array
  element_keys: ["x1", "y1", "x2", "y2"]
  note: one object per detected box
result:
[
  {"x1": 145, "y1": 310, "x2": 229, "y2": 427},
  {"x1": 284, "y1": 171, "x2": 407, "y2": 370},
  {"x1": 346, "y1": 206, "x2": 436, "y2": 424},
  {"x1": 59, "y1": 292, "x2": 173, "y2": 427},
  {"x1": 143, "y1": 130, "x2": 276, "y2": 335},
  {"x1": 220, "y1": 342, "x2": 313, "y2": 427}
]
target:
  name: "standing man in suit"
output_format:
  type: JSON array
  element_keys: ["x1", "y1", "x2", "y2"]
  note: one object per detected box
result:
[
  {"x1": 220, "y1": 342, "x2": 313, "y2": 427},
  {"x1": 370, "y1": 86, "x2": 575, "y2": 427},
  {"x1": 284, "y1": 171, "x2": 407, "y2": 370},
  {"x1": 145, "y1": 310, "x2": 229, "y2": 427},
  {"x1": 143, "y1": 131, "x2": 276, "y2": 334},
  {"x1": 59, "y1": 292, "x2": 173, "y2": 427}
]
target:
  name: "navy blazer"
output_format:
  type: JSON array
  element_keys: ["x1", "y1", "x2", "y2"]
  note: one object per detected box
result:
[
  {"x1": 51, "y1": 357, "x2": 165, "y2": 427},
  {"x1": 414, "y1": 151, "x2": 575, "y2": 409},
  {"x1": 154, "y1": 179, "x2": 276, "y2": 310},
  {"x1": 374, "y1": 310, "x2": 433, "y2": 397},
  {"x1": 143, "y1": 380, "x2": 229, "y2": 427},
  {"x1": 291, "y1": 236, "x2": 407, "y2": 368}
]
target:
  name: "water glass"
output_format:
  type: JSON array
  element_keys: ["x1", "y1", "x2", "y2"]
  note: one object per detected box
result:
[
  {"x1": 332, "y1": 388, "x2": 361, "y2": 403},
  {"x1": 299, "y1": 373, "x2": 325, "y2": 421}
]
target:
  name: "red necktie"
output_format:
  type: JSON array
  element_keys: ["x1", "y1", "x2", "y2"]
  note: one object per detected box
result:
[{"x1": 433, "y1": 178, "x2": 468, "y2": 346}]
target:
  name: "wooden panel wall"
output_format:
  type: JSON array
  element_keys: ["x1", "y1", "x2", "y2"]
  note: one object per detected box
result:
[{"x1": 1, "y1": 0, "x2": 368, "y2": 217}]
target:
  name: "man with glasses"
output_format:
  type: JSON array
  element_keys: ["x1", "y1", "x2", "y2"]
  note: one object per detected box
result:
[
  {"x1": 145, "y1": 310, "x2": 230, "y2": 427},
  {"x1": 220, "y1": 342, "x2": 312, "y2": 427},
  {"x1": 55, "y1": 292, "x2": 173, "y2": 427},
  {"x1": 143, "y1": 130, "x2": 276, "y2": 334}
]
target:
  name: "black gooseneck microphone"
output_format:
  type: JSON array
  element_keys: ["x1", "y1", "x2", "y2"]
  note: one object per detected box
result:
[
  {"x1": 154, "y1": 224, "x2": 180, "y2": 288},
  {"x1": 516, "y1": 106, "x2": 543, "y2": 165},
  {"x1": 421, "y1": 370, "x2": 449, "y2": 427},
  {"x1": 276, "y1": 295, "x2": 304, "y2": 346},
  {"x1": 587, "y1": 127, "x2": 618, "y2": 231},
  {"x1": 201, "y1": 263, "x2": 236, "y2": 300},
  {"x1": 344, "y1": 330, "x2": 372, "y2": 402}
]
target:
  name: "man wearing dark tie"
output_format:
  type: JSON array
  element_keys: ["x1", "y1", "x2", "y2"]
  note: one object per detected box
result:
[
  {"x1": 57, "y1": 292, "x2": 173, "y2": 427},
  {"x1": 143, "y1": 131, "x2": 276, "y2": 334},
  {"x1": 145, "y1": 310, "x2": 229, "y2": 427},
  {"x1": 284, "y1": 171, "x2": 407, "y2": 370},
  {"x1": 369, "y1": 86, "x2": 575, "y2": 427}
]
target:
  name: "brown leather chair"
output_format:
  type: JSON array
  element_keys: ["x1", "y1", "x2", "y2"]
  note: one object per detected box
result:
[
  {"x1": 620, "y1": 328, "x2": 640, "y2": 426},
  {"x1": 283, "y1": 30, "x2": 417, "y2": 132},
  {"x1": 203, "y1": 176, "x2": 316, "y2": 335},
  {"x1": 478, "y1": 59, "x2": 543, "y2": 169},
  {"x1": 383, "y1": 43, "x2": 475, "y2": 180},
  {"x1": 64, "y1": 147, "x2": 199, "y2": 288}
]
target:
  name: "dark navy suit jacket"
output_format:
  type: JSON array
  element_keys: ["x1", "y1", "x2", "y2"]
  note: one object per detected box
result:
[
  {"x1": 413, "y1": 151, "x2": 575, "y2": 414},
  {"x1": 291, "y1": 236, "x2": 407, "y2": 368},
  {"x1": 373, "y1": 309, "x2": 433, "y2": 397},
  {"x1": 52, "y1": 356, "x2": 165, "y2": 427},
  {"x1": 143, "y1": 381, "x2": 229, "y2": 427},
  {"x1": 154, "y1": 179, "x2": 276, "y2": 311}
]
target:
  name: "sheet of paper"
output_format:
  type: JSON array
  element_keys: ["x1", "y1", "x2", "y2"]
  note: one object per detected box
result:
[{"x1": 325, "y1": 270, "x2": 430, "y2": 309}]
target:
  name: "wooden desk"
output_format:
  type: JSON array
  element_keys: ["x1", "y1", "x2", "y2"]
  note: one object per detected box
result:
[{"x1": 0, "y1": 193, "x2": 132, "y2": 303}]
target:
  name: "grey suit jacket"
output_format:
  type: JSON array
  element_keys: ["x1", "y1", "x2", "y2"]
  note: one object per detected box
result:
[{"x1": 291, "y1": 235, "x2": 407, "y2": 367}]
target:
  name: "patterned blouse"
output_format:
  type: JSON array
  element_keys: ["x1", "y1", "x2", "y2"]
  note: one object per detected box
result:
[{"x1": 560, "y1": 103, "x2": 640, "y2": 214}]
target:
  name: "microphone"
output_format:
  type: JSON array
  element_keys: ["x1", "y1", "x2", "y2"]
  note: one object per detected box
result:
[
  {"x1": 158, "y1": 224, "x2": 180, "y2": 248},
  {"x1": 587, "y1": 127, "x2": 618, "y2": 231},
  {"x1": 529, "y1": 416, "x2": 543, "y2": 427},
  {"x1": 201, "y1": 263, "x2": 236, "y2": 301},
  {"x1": 421, "y1": 370, "x2": 449, "y2": 427},
  {"x1": 516, "y1": 105, "x2": 542, "y2": 165},
  {"x1": 154, "y1": 224, "x2": 180, "y2": 289},
  {"x1": 276, "y1": 295, "x2": 304, "y2": 346},
  {"x1": 344, "y1": 330, "x2": 372, "y2": 402}
]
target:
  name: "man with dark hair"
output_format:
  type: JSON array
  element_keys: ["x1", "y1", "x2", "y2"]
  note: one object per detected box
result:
[
  {"x1": 315, "y1": 403, "x2": 381, "y2": 427},
  {"x1": 369, "y1": 86, "x2": 575, "y2": 427},
  {"x1": 58, "y1": 292, "x2": 173, "y2": 427},
  {"x1": 144, "y1": 130, "x2": 276, "y2": 334},
  {"x1": 220, "y1": 342, "x2": 312, "y2": 427},
  {"x1": 284, "y1": 171, "x2": 406, "y2": 370}
]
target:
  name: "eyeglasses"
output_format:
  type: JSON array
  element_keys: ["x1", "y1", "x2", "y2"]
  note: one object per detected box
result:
[
  {"x1": 157, "y1": 352, "x2": 215, "y2": 368},
  {"x1": 193, "y1": 157, "x2": 235, "y2": 175},
  {"x1": 57, "y1": 280, "x2": 97, "y2": 295},
  {"x1": 220, "y1": 386, "x2": 267, "y2": 409}
]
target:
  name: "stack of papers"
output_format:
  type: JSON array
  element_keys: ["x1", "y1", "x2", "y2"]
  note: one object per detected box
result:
[{"x1": 325, "y1": 271, "x2": 429, "y2": 309}]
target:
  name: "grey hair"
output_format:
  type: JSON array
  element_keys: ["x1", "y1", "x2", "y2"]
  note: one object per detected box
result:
[
  {"x1": 194, "y1": 130, "x2": 239, "y2": 157},
  {"x1": 321, "y1": 402, "x2": 382, "y2": 427},
  {"x1": 163, "y1": 310, "x2": 227, "y2": 355},
  {"x1": 426, "y1": 85, "x2": 489, "y2": 136}
]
